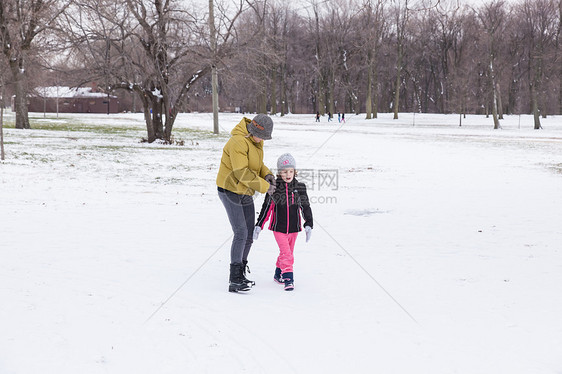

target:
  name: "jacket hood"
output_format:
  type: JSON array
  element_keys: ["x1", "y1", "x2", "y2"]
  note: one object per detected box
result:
[
  {"x1": 231, "y1": 117, "x2": 250, "y2": 136},
  {"x1": 230, "y1": 117, "x2": 264, "y2": 149}
]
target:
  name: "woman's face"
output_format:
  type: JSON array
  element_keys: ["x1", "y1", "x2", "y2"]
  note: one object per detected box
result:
[
  {"x1": 280, "y1": 168, "x2": 295, "y2": 183},
  {"x1": 252, "y1": 135, "x2": 263, "y2": 143}
]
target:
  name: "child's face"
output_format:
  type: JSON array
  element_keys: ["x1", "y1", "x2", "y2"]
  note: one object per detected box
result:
[{"x1": 280, "y1": 168, "x2": 295, "y2": 183}]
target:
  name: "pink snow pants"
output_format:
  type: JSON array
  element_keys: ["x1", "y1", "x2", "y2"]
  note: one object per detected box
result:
[{"x1": 274, "y1": 232, "x2": 299, "y2": 273}]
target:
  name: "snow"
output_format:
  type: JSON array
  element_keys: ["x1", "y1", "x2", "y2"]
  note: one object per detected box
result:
[
  {"x1": 152, "y1": 89, "x2": 163, "y2": 99},
  {"x1": 1, "y1": 111, "x2": 562, "y2": 373},
  {"x1": 34, "y1": 86, "x2": 116, "y2": 99}
]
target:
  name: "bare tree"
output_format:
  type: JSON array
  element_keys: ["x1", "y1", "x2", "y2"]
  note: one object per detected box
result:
[
  {"x1": 208, "y1": 0, "x2": 245, "y2": 129},
  {"x1": 124, "y1": 0, "x2": 207, "y2": 141},
  {"x1": 390, "y1": 0, "x2": 410, "y2": 119},
  {"x1": 0, "y1": 0, "x2": 70, "y2": 129},
  {"x1": 276, "y1": 4, "x2": 293, "y2": 116},
  {"x1": 557, "y1": 0, "x2": 562, "y2": 114},
  {"x1": 434, "y1": 0, "x2": 463, "y2": 114},
  {"x1": 0, "y1": 71, "x2": 5, "y2": 160},
  {"x1": 303, "y1": 0, "x2": 361, "y2": 116},
  {"x1": 309, "y1": 0, "x2": 326, "y2": 115},
  {"x1": 476, "y1": 0, "x2": 507, "y2": 129},
  {"x1": 518, "y1": 0, "x2": 558, "y2": 128},
  {"x1": 61, "y1": 0, "x2": 243, "y2": 142},
  {"x1": 34, "y1": 0, "x2": 562, "y2": 122},
  {"x1": 0, "y1": 34, "x2": 6, "y2": 160},
  {"x1": 202, "y1": 0, "x2": 562, "y2": 118},
  {"x1": 242, "y1": 0, "x2": 275, "y2": 114},
  {"x1": 361, "y1": 0, "x2": 385, "y2": 119},
  {"x1": 210, "y1": 0, "x2": 220, "y2": 133}
]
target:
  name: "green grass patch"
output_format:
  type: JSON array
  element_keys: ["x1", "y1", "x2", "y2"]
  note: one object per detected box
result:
[
  {"x1": 549, "y1": 163, "x2": 562, "y2": 174},
  {"x1": 1, "y1": 120, "x2": 15, "y2": 128},
  {"x1": 3, "y1": 114, "x2": 229, "y2": 143},
  {"x1": 29, "y1": 120, "x2": 141, "y2": 135}
]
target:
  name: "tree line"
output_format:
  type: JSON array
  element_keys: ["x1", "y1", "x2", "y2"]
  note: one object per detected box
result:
[{"x1": 1, "y1": 0, "x2": 561, "y2": 142}]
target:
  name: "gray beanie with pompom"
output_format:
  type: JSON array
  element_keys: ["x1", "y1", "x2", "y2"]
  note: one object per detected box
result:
[{"x1": 277, "y1": 153, "x2": 296, "y2": 170}]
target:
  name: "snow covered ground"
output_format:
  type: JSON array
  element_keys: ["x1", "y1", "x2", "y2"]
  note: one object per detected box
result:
[{"x1": 1, "y1": 111, "x2": 562, "y2": 373}]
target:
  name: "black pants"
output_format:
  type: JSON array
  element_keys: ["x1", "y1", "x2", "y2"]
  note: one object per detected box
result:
[{"x1": 218, "y1": 188, "x2": 255, "y2": 264}]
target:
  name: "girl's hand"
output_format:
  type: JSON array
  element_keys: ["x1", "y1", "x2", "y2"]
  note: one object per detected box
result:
[
  {"x1": 305, "y1": 226, "x2": 312, "y2": 242},
  {"x1": 253, "y1": 226, "x2": 262, "y2": 240}
]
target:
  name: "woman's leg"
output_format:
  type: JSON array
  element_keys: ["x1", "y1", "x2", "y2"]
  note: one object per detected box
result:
[
  {"x1": 241, "y1": 197, "x2": 255, "y2": 263},
  {"x1": 218, "y1": 190, "x2": 255, "y2": 264}
]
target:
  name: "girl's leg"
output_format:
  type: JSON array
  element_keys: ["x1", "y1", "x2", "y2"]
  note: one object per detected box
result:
[{"x1": 273, "y1": 232, "x2": 299, "y2": 274}]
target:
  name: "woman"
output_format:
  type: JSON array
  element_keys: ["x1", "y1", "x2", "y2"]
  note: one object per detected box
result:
[{"x1": 216, "y1": 114, "x2": 275, "y2": 292}]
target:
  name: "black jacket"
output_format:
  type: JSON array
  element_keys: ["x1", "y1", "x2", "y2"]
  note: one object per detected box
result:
[{"x1": 256, "y1": 177, "x2": 313, "y2": 233}]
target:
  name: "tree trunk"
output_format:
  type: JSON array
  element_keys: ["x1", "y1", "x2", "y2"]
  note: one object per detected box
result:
[
  {"x1": 1, "y1": 82, "x2": 4, "y2": 160},
  {"x1": 271, "y1": 68, "x2": 277, "y2": 115},
  {"x1": 258, "y1": 88, "x2": 267, "y2": 113},
  {"x1": 393, "y1": 43, "x2": 402, "y2": 120},
  {"x1": 508, "y1": 65, "x2": 517, "y2": 114},
  {"x1": 317, "y1": 79, "x2": 325, "y2": 115},
  {"x1": 141, "y1": 95, "x2": 156, "y2": 143},
  {"x1": 533, "y1": 96, "x2": 541, "y2": 129},
  {"x1": 492, "y1": 87, "x2": 500, "y2": 129},
  {"x1": 164, "y1": 103, "x2": 178, "y2": 142},
  {"x1": 353, "y1": 89, "x2": 360, "y2": 115},
  {"x1": 10, "y1": 61, "x2": 30, "y2": 129},
  {"x1": 209, "y1": 0, "x2": 219, "y2": 134},
  {"x1": 280, "y1": 62, "x2": 287, "y2": 116},
  {"x1": 559, "y1": 57, "x2": 562, "y2": 115},
  {"x1": 373, "y1": 68, "x2": 378, "y2": 118},
  {"x1": 490, "y1": 60, "x2": 500, "y2": 129},
  {"x1": 559, "y1": 0, "x2": 562, "y2": 114},
  {"x1": 211, "y1": 66, "x2": 219, "y2": 133},
  {"x1": 532, "y1": 54, "x2": 542, "y2": 129},
  {"x1": 532, "y1": 84, "x2": 542, "y2": 129},
  {"x1": 366, "y1": 57, "x2": 373, "y2": 119},
  {"x1": 497, "y1": 83, "x2": 504, "y2": 120},
  {"x1": 540, "y1": 92, "x2": 547, "y2": 118},
  {"x1": 152, "y1": 97, "x2": 164, "y2": 139},
  {"x1": 328, "y1": 73, "x2": 335, "y2": 115}
]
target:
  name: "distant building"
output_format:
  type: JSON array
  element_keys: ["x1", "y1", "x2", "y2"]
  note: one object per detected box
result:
[{"x1": 23, "y1": 84, "x2": 120, "y2": 113}]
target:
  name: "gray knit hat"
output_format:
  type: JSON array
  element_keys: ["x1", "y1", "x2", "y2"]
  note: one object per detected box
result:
[
  {"x1": 247, "y1": 114, "x2": 274, "y2": 140},
  {"x1": 277, "y1": 153, "x2": 296, "y2": 170}
]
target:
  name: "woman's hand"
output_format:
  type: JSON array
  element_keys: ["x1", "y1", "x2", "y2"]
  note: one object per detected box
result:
[{"x1": 267, "y1": 183, "x2": 276, "y2": 195}]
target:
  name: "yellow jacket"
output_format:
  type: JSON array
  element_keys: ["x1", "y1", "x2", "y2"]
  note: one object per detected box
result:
[{"x1": 216, "y1": 117, "x2": 272, "y2": 195}]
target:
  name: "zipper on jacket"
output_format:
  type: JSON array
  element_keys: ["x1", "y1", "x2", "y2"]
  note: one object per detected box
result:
[{"x1": 285, "y1": 182, "x2": 290, "y2": 233}]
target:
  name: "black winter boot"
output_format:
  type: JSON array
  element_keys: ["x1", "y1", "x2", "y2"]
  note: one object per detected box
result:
[
  {"x1": 273, "y1": 267, "x2": 283, "y2": 284},
  {"x1": 282, "y1": 272, "x2": 294, "y2": 291},
  {"x1": 229, "y1": 263, "x2": 251, "y2": 293},
  {"x1": 242, "y1": 260, "x2": 256, "y2": 286}
]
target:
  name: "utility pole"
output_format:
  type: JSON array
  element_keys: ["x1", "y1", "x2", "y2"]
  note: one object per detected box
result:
[
  {"x1": 209, "y1": 0, "x2": 219, "y2": 134},
  {"x1": 1, "y1": 76, "x2": 5, "y2": 160},
  {"x1": 106, "y1": 37, "x2": 111, "y2": 115}
]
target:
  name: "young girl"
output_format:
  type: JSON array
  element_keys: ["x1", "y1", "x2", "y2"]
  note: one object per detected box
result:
[{"x1": 253, "y1": 153, "x2": 313, "y2": 291}]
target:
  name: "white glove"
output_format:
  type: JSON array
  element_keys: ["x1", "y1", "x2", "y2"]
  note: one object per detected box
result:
[
  {"x1": 253, "y1": 226, "x2": 262, "y2": 240},
  {"x1": 305, "y1": 226, "x2": 312, "y2": 242}
]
